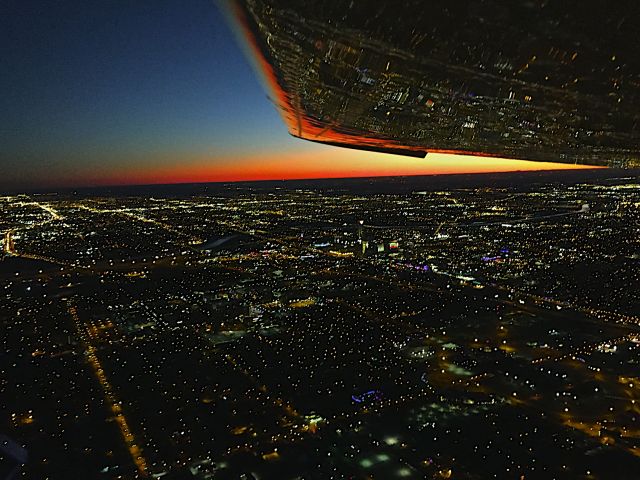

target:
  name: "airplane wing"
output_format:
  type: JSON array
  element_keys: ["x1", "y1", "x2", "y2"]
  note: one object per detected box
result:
[{"x1": 224, "y1": 0, "x2": 640, "y2": 167}]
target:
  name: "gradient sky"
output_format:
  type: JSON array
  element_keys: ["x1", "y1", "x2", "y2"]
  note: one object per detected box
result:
[{"x1": 1, "y1": 0, "x2": 590, "y2": 191}]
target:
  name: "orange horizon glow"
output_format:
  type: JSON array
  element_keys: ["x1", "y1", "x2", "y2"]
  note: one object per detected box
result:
[{"x1": 61, "y1": 148, "x2": 599, "y2": 188}]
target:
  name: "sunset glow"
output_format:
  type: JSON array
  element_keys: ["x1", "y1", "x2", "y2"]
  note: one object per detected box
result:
[{"x1": 68, "y1": 148, "x2": 594, "y2": 188}]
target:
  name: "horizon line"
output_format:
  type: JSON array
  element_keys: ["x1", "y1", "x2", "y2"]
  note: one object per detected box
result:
[{"x1": 4, "y1": 166, "x2": 625, "y2": 195}]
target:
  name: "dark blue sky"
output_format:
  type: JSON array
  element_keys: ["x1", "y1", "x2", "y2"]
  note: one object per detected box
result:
[{"x1": 1, "y1": 0, "x2": 311, "y2": 188}]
